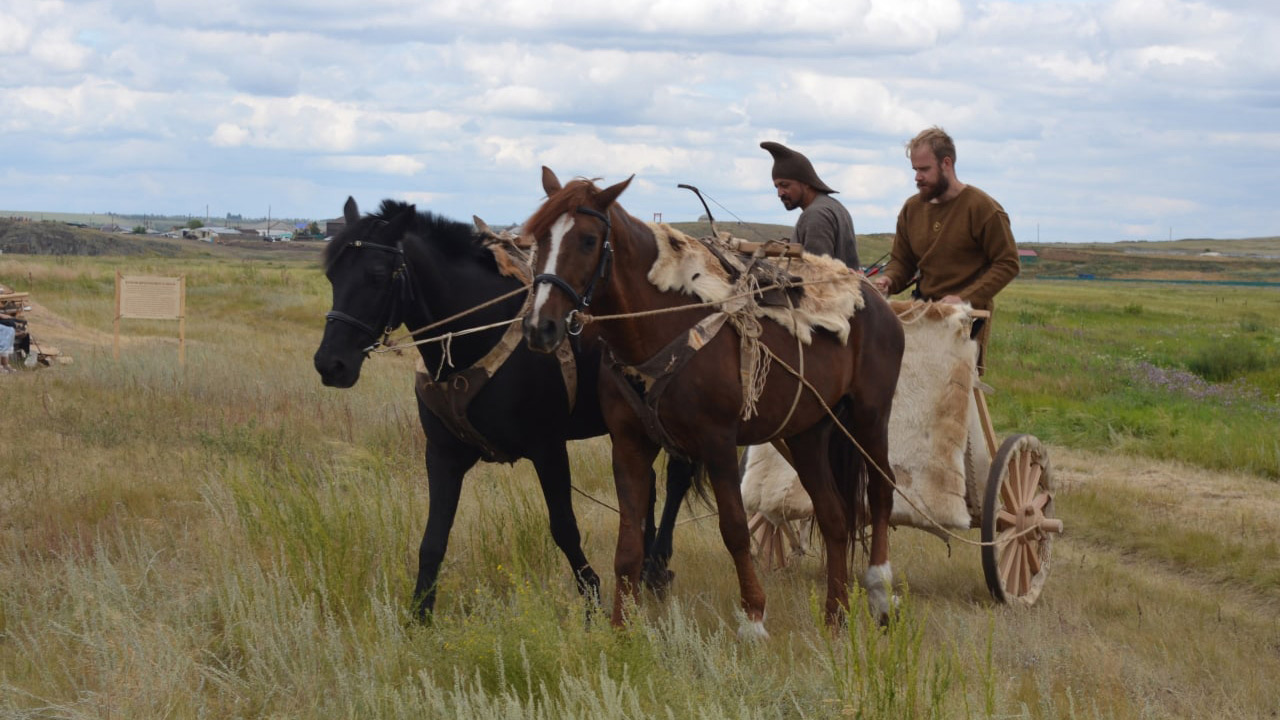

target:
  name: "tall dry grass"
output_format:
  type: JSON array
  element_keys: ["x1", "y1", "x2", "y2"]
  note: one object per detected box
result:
[{"x1": 1, "y1": 255, "x2": 1278, "y2": 718}]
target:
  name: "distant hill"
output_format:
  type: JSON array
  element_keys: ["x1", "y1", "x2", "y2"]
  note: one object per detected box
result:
[
  {"x1": 1020, "y1": 239, "x2": 1280, "y2": 284},
  {"x1": 0, "y1": 218, "x2": 325, "y2": 260},
  {"x1": 0, "y1": 218, "x2": 190, "y2": 257},
  {"x1": 4, "y1": 214, "x2": 1278, "y2": 284}
]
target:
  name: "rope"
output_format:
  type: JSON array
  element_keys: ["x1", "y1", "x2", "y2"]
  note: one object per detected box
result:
[
  {"x1": 571, "y1": 484, "x2": 618, "y2": 514},
  {"x1": 365, "y1": 266, "x2": 1037, "y2": 548},
  {"x1": 371, "y1": 285, "x2": 530, "y2": 353}
]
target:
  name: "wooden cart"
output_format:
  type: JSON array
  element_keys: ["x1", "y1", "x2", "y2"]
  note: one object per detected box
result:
[
  {"x1": 743, "y1": 301, "x2": 1063, "y2": 606},
  {"x1": 964, "y1": 312, "x2": 1062, "y2": 606}
]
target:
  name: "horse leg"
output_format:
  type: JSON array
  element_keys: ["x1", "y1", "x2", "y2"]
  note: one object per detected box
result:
[
  {"x1": 642, "y1": 456, "x2": 695, "y2": 598},
  {"x1": 608, "y1": 436, "x2": 661, "y2": 627},
  {"x1": 704, "y1": 445, "x2": 769, "y2": 639},
  {"x1": 848, "y1": 293, "x2": 905, "y2": 625},
  {"x1": 528, "y1": 445, "x2": 600, "y2": 608},
  {"x1": 640, "y1": 465, "x2": 661, "y2": 591},
  {"x1": 847, "y1": 397, "x2": 897, "y2": 625},
  {"x1": 787, "y1": 425, "x2": 853, "y2": 626},
  {"x1": 413, "y1": 441, "x2": 481, "y2": 622}
]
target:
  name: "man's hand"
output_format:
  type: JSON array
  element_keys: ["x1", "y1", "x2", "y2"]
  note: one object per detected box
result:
[
  {"x1": 940, "y1": 294, "x2": 964, "y2": 304},
  {"x1": 871, "y1": 276, "x2": 892, "y2": 295}
]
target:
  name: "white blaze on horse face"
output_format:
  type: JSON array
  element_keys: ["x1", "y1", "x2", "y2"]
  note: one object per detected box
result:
[{"x1": 531, "y1": 213, "x2": 575, "y2": 319}]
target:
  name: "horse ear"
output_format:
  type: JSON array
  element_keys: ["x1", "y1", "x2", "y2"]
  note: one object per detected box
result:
[
  {"x1": 541, "y1": 166, "x2": 562, "y2": 196},
  {"x1": 595, "y1": 175, "x2": 633, "y2": 210},
  {"x1": 344, "y1": 196, "x2": 360, "y2": 226}
]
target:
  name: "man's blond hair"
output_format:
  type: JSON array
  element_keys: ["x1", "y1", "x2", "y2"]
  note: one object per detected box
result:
[{"x1": 906, "y1": 126, "x2": 956, "y2": 164}]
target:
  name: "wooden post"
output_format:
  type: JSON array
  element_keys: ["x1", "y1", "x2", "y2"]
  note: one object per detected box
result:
[
  {"x1": 113, "y1": 271, "x2": 122, "y2": 360},
  {"x1": 178, "y1": 275, "x2": 186, "y2": 367},
  {"x1": 973, "y1": 386, "x2": 998, "y2": 459}
]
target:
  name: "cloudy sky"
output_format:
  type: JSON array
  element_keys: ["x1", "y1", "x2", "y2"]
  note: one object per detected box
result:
[{"x1": 2, "y1": 0, "x2": 1278, "y2": 242}]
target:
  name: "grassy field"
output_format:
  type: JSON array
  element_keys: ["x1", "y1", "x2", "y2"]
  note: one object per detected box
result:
[{"x1": 1, "y1": 247, "x2": 1279, "y2": 718}]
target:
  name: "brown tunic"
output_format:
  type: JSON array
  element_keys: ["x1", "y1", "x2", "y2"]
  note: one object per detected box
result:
[{"x1": 881, "y1": 185, "x2": 1019, "y2": 369}]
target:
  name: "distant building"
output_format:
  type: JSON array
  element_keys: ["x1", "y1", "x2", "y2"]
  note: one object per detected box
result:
[
  {"x1": 1018, "y1": 248, "x2": 1039, "y2": 263},
  {"x1": 324, "y1": 217, "x2": 346, "y2": 238}
]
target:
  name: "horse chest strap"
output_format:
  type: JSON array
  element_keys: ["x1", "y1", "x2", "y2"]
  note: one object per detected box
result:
[
  {"x1": 602, "y1": 312, "x2": 729, "y2": 455},
  {"x1": 416, "y1": 367, "x2": 513, "y2": 463}
]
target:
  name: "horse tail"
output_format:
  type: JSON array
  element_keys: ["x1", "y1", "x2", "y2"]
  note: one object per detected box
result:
[{"x1": 828, "y1": 396, "x2": 869, "y2": 563}]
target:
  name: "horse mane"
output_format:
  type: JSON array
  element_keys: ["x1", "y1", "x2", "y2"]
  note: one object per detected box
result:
[
  {"x1": 322, "y1": 200, "x2": 492, "y2": 273},
  {"x1": 524, "y1": 178, "x2": 636, "y2": 239}
]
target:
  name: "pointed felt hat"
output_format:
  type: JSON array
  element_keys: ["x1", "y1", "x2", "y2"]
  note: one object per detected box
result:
[{"x1": 760, "y1": 141, "x2": 837, "y2": 194}]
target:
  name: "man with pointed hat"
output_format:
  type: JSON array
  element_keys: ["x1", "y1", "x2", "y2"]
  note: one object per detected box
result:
[{"x1": 760, "y1": 141, "x2": 860, "y2": 270}]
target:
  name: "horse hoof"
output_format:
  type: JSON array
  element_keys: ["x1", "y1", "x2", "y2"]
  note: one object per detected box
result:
[
  {"x1": 738, "y1": 619, "x2": 770, "y2": 642},
  {"x1": 642, "y1": 567, "x2": 675, "y2": 599}
]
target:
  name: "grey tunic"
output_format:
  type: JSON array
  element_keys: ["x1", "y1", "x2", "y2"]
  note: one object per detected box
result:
[{"x1": 794, "y1": 192, "x2": 859, "y2": 269}]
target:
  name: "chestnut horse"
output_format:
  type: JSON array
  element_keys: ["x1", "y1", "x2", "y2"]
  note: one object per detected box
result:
[{"x1": 521, "y1": 169, "x2": 904, "y2": 635}]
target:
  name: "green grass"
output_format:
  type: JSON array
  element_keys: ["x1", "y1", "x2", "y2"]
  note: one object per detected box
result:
[
  {"x1": 3, "y1": 254, "x2": 1280, "y2": 718},
  {"x1": 987, "y1": 280, "x2": 1280, "y2": 478}
]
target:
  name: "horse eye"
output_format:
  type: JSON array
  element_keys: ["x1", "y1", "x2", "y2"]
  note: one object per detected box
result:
[{"x1": 579, "y1": 233, "x2": 598, "y2": 251}]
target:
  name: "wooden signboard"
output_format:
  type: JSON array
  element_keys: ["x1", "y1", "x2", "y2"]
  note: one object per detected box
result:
[{"x1": 114, "y1": 273, "x2": 187, "y2": 365}]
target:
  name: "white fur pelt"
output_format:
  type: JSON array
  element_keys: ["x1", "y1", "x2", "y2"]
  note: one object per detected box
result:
[
  {"x1": 645, "y1": 224, "x2": 865, "y2": 344},
  {"x1": 740, "y1": 301, "x2": 979, "y2": 536},
  {"x1": 884, "y1": 301, "x2": 977, "y2": 530},
  {"x1": 741, "y1": 444, "x2": 813, "y2": 524}
]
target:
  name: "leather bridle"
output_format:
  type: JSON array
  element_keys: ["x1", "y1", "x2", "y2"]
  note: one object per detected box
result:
[
  {"x1": 531, "y1": 206, "x2": 614, "y2": 334},
  {"x1": 323, "y1": 224, "x2": 416, "y2": 354}
]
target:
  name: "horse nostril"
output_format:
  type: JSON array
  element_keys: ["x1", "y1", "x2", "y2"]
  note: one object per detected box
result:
[{"x1": 523, "y1": 315, "x2": 562, "y2": 352}]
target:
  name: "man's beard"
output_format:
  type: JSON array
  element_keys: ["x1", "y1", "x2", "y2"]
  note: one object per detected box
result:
[
  {"x1": 919, "y1": 174, "x2": 950, "y2": 202},
  {"x1": 780, "y1": 196, "x2": 799, "y2": 211}
]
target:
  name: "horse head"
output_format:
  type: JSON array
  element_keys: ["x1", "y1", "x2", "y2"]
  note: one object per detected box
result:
[
  {"x1": 522, "y1": 166, "x2": 633, "y2": 353},
  {"x1": 313, "y1": 196, "x2": 418, "y2": 387}
]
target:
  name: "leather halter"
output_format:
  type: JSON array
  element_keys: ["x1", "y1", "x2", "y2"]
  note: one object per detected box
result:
[
  {"x1": 532, "y1": 206, "x2": 614, "y2": 331},
  {"x1": 323, "y1": 227, "x2": 414, "y2": 354}
]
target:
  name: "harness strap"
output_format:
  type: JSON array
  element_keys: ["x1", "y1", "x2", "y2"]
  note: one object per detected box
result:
[
  {"x1": 601, "y1": 312, "x2": 730, "y2": 457},
  {"x1": 415, "y1": 321, "x2": 583, "y2": 462},
  {"x1": 415, "y1": 322, "x2": 526, "y2": 464}
]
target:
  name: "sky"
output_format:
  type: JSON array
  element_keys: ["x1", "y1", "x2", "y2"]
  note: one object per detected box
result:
[{"x1": 2, "y1": 0, "x2": 1278, "y2": 243}]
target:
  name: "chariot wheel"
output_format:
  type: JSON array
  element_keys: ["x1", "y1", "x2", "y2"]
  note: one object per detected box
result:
[{"x1": 981, "y1": 434, "x2": 1060, "y2": 606}]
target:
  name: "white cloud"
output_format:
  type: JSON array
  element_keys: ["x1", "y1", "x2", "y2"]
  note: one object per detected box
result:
[
  {"x1": 323, "y1": 155, "x2": 427, "y2": 176},
  {"x1": 0, "y1": 12, "x2": 32, "y2": 53},
  {"x1": 0, "y1": 0, "x2": 1277, "y2": 241},
  {"x1": 207, "y1": 95, "x2": 368, "y2": 151}
]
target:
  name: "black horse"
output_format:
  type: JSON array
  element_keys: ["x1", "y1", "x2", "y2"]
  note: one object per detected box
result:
[{"x1": 313, "y1": 197, "x2": 694, "y2": 621}]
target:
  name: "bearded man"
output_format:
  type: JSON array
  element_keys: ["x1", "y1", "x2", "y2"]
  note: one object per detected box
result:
[{"x1": 871, "y1": 126, "x2": 1020, "y2": 372}]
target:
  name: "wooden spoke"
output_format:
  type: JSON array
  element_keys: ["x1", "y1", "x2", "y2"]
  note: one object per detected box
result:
[
  {"x1": 1026, "y1": 542, "x2": 1043, "y2": 577},
  {"x1": 996, "y1": 509, "x2": 1017, "y2": 531},
  {"x1": 998, "y1": 536, "x2": 1020, "y2": 585},
  {"x1": 1032, "y1": 492, "x2": 1051, "y2": 511},
  {"x1": 1021, "y1": 460, "x2": 1042, "y2": 505},
  {"x1": 1016, "y1": 449, "x2": 1034, "y2": 504},
  {"x1": 1016, "y1": 547, "x2": 1032, "y2": 597},
  {"x1": 1000, "y1": 462, "x2": 1019, "y2": 510}
]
